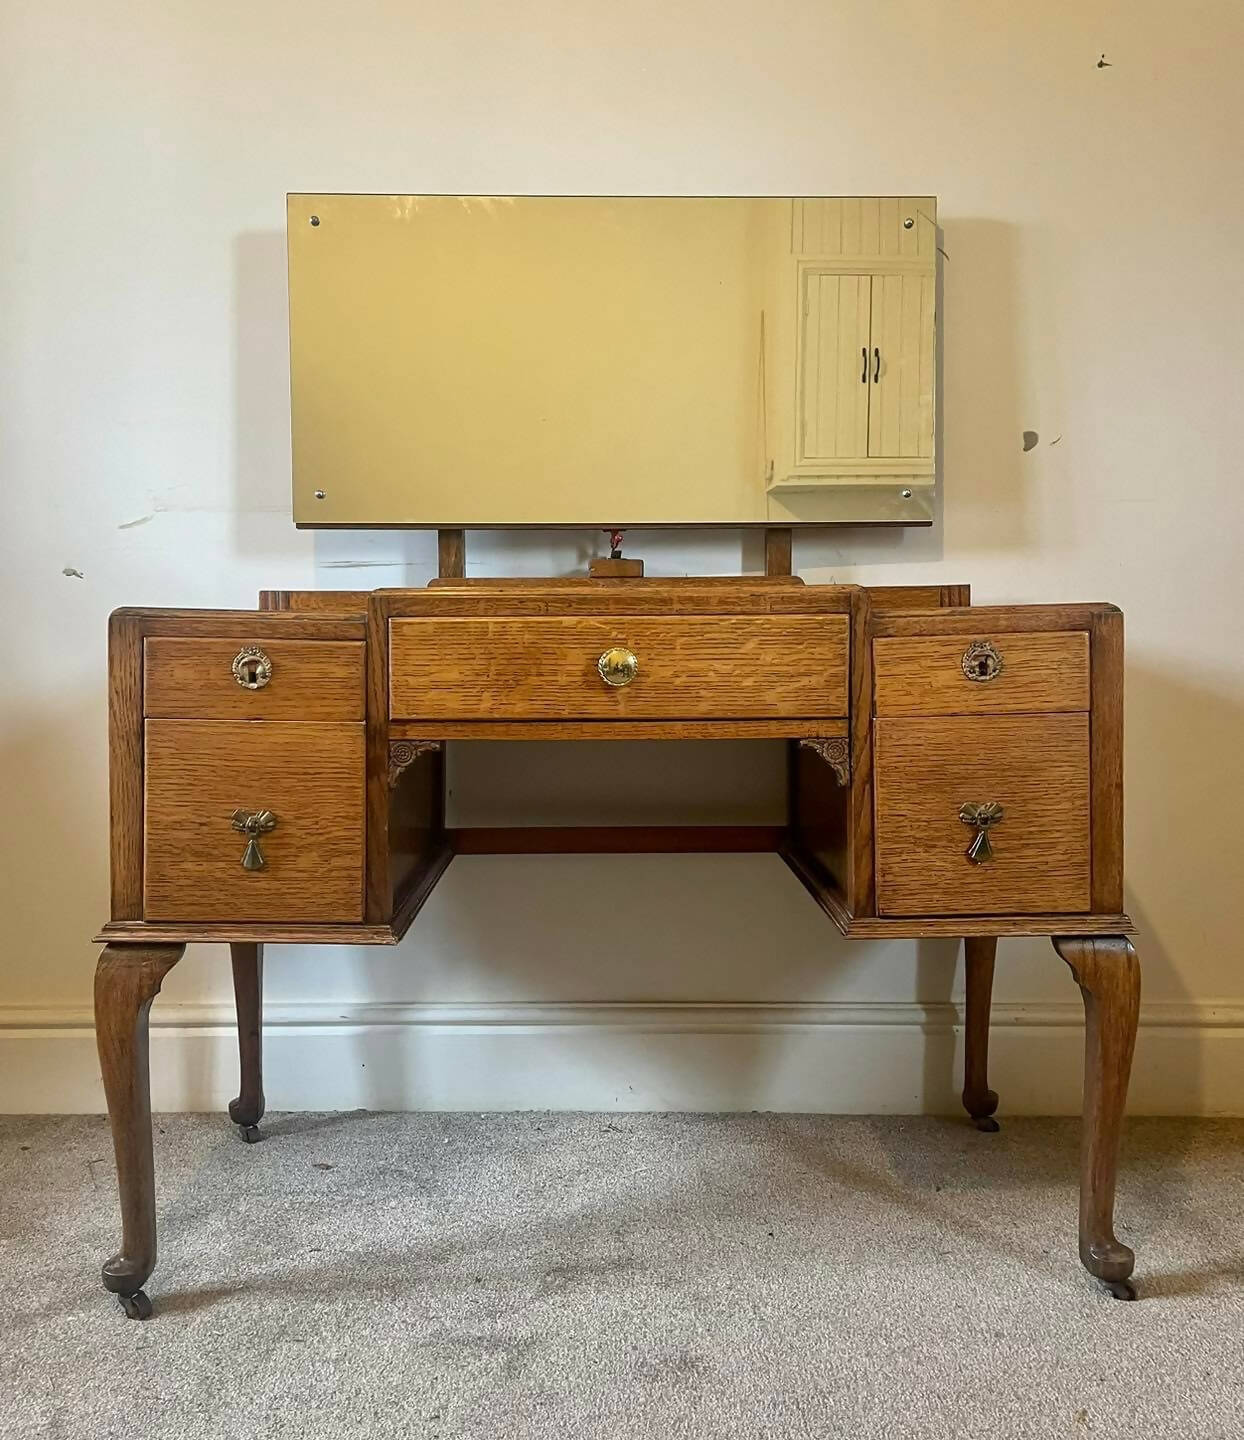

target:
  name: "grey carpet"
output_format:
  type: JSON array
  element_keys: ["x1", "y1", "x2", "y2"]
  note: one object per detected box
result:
[{"x1": 2, "y1": 1114, "x2": 1242, "y2": 1439}]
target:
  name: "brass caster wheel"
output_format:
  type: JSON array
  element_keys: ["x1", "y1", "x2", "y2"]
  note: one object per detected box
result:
[
  {"x1": 1103, "y1": 1279, "x2": 1137, "y2": 1301},
  {"x1": 973, "y1": 1116, "x2": 1001, "y2": 1133},
  {"x1": 118, "y1": 1290, "x2": 153, "y2": 1320},
  {"x1": 239, "y1": 1124, "x2": 262, "y2": 1144}
]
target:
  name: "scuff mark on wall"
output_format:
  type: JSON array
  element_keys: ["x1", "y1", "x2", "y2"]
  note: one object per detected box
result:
[
  {"x1": 319, "y1": 559, "x2": 407, "y2": 570},
  {"x1": 118, "y1": 513, "x2": 154, "y2": 529},
  {"x1": 1097, "y1": 53, "x2": 1112, "y2": 68},
  {"x1": 62, "y1": 566, "x2": 84, "y2": 579},
  {"x1": 1022, "y1": 431, "x2": 1039, "y2": 452}
]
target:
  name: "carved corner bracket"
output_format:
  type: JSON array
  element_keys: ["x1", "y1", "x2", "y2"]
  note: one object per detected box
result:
[
  {"x1": 799, "y1": 736, "x2": 850, "y2": 786},
  {"x1": 388, "y1": 740, "x2": 442, "y2": 787}
]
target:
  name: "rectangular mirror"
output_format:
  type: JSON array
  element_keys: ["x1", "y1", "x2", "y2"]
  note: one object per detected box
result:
[{"x1": 288, "y1": 195, "x2": 937, "y2": 528}]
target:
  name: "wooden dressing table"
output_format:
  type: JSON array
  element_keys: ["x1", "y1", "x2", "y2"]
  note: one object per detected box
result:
[{"x1": 93, "y1": 554, "x2": 1138, "y2": 1318}]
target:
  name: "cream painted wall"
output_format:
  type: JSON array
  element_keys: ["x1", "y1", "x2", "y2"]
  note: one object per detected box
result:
[{"x1": 3, "y1": 0, "x2": 1243, "y2": 1112}]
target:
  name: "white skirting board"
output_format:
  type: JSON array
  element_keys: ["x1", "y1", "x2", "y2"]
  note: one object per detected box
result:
[{"x1": 1, "y1": 1000, "x2": 1242, "y2": 1116}]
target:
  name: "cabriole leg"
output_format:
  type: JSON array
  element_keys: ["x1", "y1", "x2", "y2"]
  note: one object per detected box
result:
[
  {"x1": 228, "y1": 942, "x2": 265, "y2": 1142},
  {"x1": 94, "y1": 942, "x2": 185, "y2": 1319},
  {"x1": 1053, "y1": 935, "x2": 1141, "y2": 1300},
  {"x1": 962, "y1": 935, "x2": 1000, "y2": 1131}
]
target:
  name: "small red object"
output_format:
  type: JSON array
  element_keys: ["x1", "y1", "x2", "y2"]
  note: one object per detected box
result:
[{"x1": 609, "y1": 529, "x2": 624, "y2": 559}]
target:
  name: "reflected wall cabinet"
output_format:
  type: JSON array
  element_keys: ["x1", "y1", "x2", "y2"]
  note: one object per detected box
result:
[{"x1": 771, "y1": 199, "x2": 937, "y2": 507}]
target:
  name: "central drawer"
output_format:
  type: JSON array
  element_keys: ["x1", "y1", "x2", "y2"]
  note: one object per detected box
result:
[{"x1": 389, "y1": 615, "x2": 849, "y2": 720}]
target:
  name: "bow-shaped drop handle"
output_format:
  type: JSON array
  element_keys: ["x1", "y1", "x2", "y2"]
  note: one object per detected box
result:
[
  {"x1": 231, "y1": 809, "x2": 277, "y2": 870},
  {"x1": 958, "y1": 801, "x2": 1004, "y2": 864}
]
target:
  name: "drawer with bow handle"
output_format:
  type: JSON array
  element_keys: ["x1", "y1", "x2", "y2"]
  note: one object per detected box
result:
[
  {"x1": 143, "y1": 720, "x2": 364, "y2": 922},
  {"x1": 872, "y1": 714, "x2": 1091, "y2": 916}
]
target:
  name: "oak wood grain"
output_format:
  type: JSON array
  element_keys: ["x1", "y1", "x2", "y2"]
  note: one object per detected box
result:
[
  {"x1": 95, "y1": 943, "x2": 184, "y2": 1299},
  {"x1": 389, "y1": 842, "x2": 455, "y2": 943},
  {"x1": 108, "y1": 610, "x2": 144, "y2": 920},
  {"x1": 389, "y1": 615, "x2": 849, "y2": 720},
  {"x1": 764, "y1": 527, "x2": 793, "y2": 576},
  {"x1": 778, "y1": 847, "x2": 1130, "y2": 938},
  {"x1": 389, "y1": 718, "x2": 848, "y2": 742},
  {"x1": 228, "y1": 942, "x2": 264, "y2": 1130},
  {"x1": 387, "y1": 726, "x2": 447, "y2": 918},
  {"x1": 1054, "y1": 935, "x2": 1140, "y2": 1290},
  {"x1": 438, "y1": 528, "x2": 466, "y2": 579},
  {"x1": 962, "y1": 936, "x2": 999, "y2": 1124},
  {"x1": 382, "y1": 584, "x2": 851, "y2": 617},
  {"x1": 588, "y1": 556, "x2": 645, "y2": 578},
  {"x1": 1089, "y1": 609, "x2": 1125, "y2": 912},
  {"x1": 144, "y1": 638, "x2": 364, "y2": 721},
  {"x1": 428, "y1": 576, "x2": 805, "y2": 589},
  {"x1": 790, "y1": 737, "x2": 849, "y2": 899},
  {"x1": 260, "y1": 590, "x2": 369, "y2": 613},
  {"x1": 96, "y1": 920, "x2": 404, "y2": 945},
  {"x1": 112, "y1": 607, "x2": 364, "y2": 640},
  {"x1": 866, "y1": 583, "x2": 971, "y2": 611},
  {"x1": 364, "y1": 594, "x2": 392, "y2": 923},
  {"x1": 846, "y1": 588, "x2": 875, "y2": 914},
  {"x1": 874, "y1": 631, "x2": 1090, "y2": 716},
  {"x1": 872, "y1": 604, "x2": 1118, "y2": 638},
  {"x1": 843, "y1": 914, "x2": 1132, "y2": 938},
  {"x1": 449, "y1": 825, "x2": 785, "y2": 854},
  {"x1": 874, "y1": 714, "x2": 1091, "y2": 916},
  {"x1": 143, "y1": 721, "x2": 365, "y2": 923}
]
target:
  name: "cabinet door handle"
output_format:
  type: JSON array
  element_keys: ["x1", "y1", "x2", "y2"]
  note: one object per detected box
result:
[
  {"x1": 861, "y1": 347, "x2": 868, "y2": 383},
  {"x1": 873, "y1": 347, "x2": 881, "y2": 383}
]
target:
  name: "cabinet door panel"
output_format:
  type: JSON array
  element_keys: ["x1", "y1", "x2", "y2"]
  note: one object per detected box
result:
[
  {"x1": 799, "y1": 272, "x2": 871, "y2": 462},
  {"x1": 868, "y1": 274, "x2": 935, "y2": 459}
]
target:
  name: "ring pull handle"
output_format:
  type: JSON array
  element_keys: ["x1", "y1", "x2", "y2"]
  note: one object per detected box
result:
[
  {"x1": 232, "y1": 645, "x2": 272, "y2": 690},
  {"x1": 959, "y1": 802, "x2": 1004, "y2": 864},
  {"x1": 873, "y1": 347, "x2": 881, "y2": 383},
  {"x1": 231, "y1": 809, "x2": 277, "y2": 870},
  {"x1": 597, "y1": 647, "x2": 639, "y2": 688},
  {"x1": 861, "y1": 346, "x2": 868, "y2": 383}
]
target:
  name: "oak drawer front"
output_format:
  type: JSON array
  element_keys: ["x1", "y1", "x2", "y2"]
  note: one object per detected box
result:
[
  {"x1": 144, "y1": 638, "x2": 365, "y2": 720},
  {"x1": 873, "y1": 632, "x2": 1089, "y2": 716},
  {"x1": 874, "y1": 714, "x2": 1090, "y2": 916},
  {"x1": 389, "y1": 615, "x2": 849, "y2": 720},
  {"x1": 144, "y1": 720, "x2": 365, "y2": 922}
]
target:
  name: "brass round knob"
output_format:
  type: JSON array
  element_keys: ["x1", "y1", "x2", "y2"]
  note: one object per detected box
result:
[
  {"x1": 597, "y1": 647, "x2": 638, "y2": 688},
  {"x1": 232, "y1": 645, "x2": 272, "y2": 690}
]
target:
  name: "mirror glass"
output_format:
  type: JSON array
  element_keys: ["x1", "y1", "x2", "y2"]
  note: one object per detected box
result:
[{"x1": 288, "y1": 195, "x2": 936, "y2": 528}]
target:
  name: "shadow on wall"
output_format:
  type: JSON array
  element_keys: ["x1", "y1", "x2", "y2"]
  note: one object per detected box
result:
[
  {"x1": 231, "y1": 217, "x2": 1032, "y2": 577},
  {"x1": 1, "y1": 702, "x2": 110, "y2": 999},
  {"x1": 233, "y1": 231, "x2": 295, "y2": 556},
  {"x1": 798, "y1": 216, "x2": 1029, "y2": 575}
]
